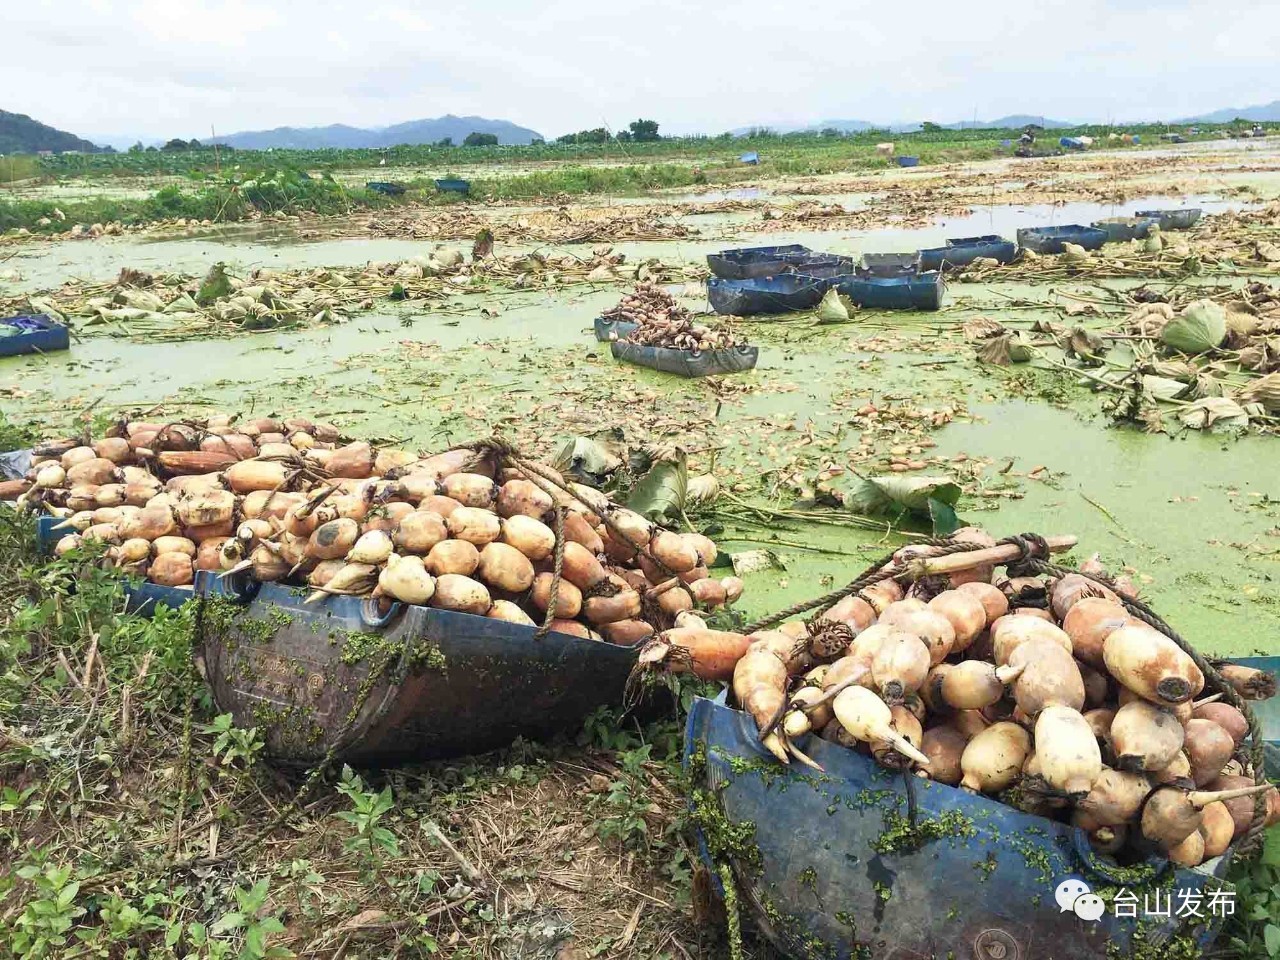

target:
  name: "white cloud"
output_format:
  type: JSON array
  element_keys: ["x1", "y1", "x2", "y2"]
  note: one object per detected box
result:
[{"x1": 6, "y1": 0, "x2": 1278, "y2": 144}]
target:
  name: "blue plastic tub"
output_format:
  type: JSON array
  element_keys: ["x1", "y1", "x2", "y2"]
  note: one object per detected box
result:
[
  {"x1": 434, "y1": 178, "x2": 471, "y2": 194},
  {"x1": 1092, "y1": 217, "x2": 1158, "y2": 243},
  {"x1": 896, "y1": 155, "x2": 920, "y2": 167},
  {"x1": 837, "y1": 270, "x2": 944, "y2": 310},
  {"x1": 740, "y1": 152, "x2": 760, "y2": 165},
  {"x1": 1135, "y1": 208, "x2": 1202, "y2": 231},
  {"x1": 1017, "y1": 225, "x2": 1109, "y2": 255},
  {"x1": 918, "y1": 235, "x2": 1018, "y2": 271},
  {"x1": 707, "y1": 245, "x2": 812, "y2": 280},
  {"x1": 1060, "y1": 136, "x2": 1087, "y2": 150},
  {"x1": 707, "y1": 274, "x2": 840, "y2": 315},
  {"x1": 365, "y1": 181, "x2": 406, "y2": 196},
  {"x1": 1224, "y1": 656, "x2": 1280, "y2": 776},
  {"x1": 0, "y1": 314, "x2": 71, "y2": 358},
  {"x1": 594, "y1": 317, "x2": 640, "y2": 341},
  {"x1": 859, "y1": 252, "x2": 920, "y2": 276},
  {"x1": 706, "y1": 247, "x2": 855, "y2": 281},
  {"x1": 195, "y1": 569, "x2": 642, "y2": 765},
  {"x1": 611, "y1": 340, "x2": 758, "y2": 377},
  {"x1": 35, "y1": 515, "x2": 194, "y2": 616},
  {"x1": 685, "y1": 695, "x2": 1233, "y2": 960}
]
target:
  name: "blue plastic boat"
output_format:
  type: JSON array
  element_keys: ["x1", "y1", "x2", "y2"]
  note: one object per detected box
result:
[
  {"x1": 434, "y1": 178, "x2": 471, "y2": 194},
  {"x1": 365, "y1": 181, "x2": 406, "y2": 196},
  {"x1": 918, "y1": 235, "x2": 1018, "y2": 271},
  {"x1": 594, "y1": 317, "x2": 640, "y2": 341},
  {"x1": 1017, "y1": 225, "x2": 1109, "y2": 255},
  {"x1": 837, "y1": 270, "x2": 944, "y2": 310},
  {"x1": 1135, "y1": 208, "x2": 1202, "y2": 231},
  {"x1": 1092, "y1": 217, "x2": 1158, "y2": 243},
  {"x1": 706, "y1": 245, "x2": 813, "y2": 280},
  {"x1": 685, "y1": 694, "x2": 1233, "y2": 960},
  {"x1": 611, "y1": 340, "x2": 758, "y2": 378},
  {"x1": 896, "y1": 155, "x2": 920, "y2": 167},
  {"x1": 1060, "y1": 136, "x2": 1087, "y2": 150},
  {"x1": 859, "y1": 252, "x2": 920, "y2": 276},
  {"x1": 707, "y1": 274, "x2": 837, "y2": 315},
  {"x1": 706, "y1": 246, "x2": 855, "y2": 281},
  {"x1": 35, "y1": 515, "x2": 194, "y2": 616},
  {"x1": 196, "y1": 570, "x2": 641, "y2": 765},
  {"x1": 0, "y1": 314, "x2": 70, "y2": 358},
  {"x1": 1222, "y1": 656, "x2": 1280, "y2": 776}
]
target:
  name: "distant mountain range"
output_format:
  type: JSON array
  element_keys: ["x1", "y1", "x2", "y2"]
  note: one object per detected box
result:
[
  {"x1": 0, "y1": 109, "x2": 103, "y2": 154},
  {"x1": 204, "y1": 115, "x2": 544, "y2": 150},
  {"x1": 1178, "y1": 100, "x2": 1280, "y2": 123}
]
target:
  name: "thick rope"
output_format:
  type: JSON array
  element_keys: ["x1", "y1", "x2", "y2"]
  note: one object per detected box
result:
[
  {"x1": 742, "y1": 536, "x2": 998, "y2": 635},
  {"x1": 533, "y1": 507, "x2": 566, "y2": 641}
]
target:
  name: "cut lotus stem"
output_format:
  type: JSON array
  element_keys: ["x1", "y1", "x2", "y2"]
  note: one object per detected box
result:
[
  {"x1": 1188, "y1": 784, "x2": 1272, "y2": 809},
  {"x1": 645, "y1": 577, "x2": 681, "y2": 599},
  {"x1": 881, "y1": 732, "x2": 931, "y2": 767},
  {"x1": 761, "y1": 730, "x2": 789, "y2": 764},
  {"x1": 801, "y1": 669, "x2": 870, "y2": 713},
  {"x1": 906, "y1": 535, "x2": 1077, "y2": 579},
  {"x1": 218, "y1": 558, "x2": 255, "y2": 577},
  {"x1": 787, "y1": 741, "x2": 824, "y2": 772}
]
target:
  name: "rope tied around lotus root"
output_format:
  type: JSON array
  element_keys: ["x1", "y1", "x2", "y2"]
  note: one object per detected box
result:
[
  {"x1": 461, "y1": 434, "x2": 683, "y2": 582},
  {"x1": 744, "y1": 535, "x2": 990, "y2": 636},
  {"x1": 532, "y1": 507, "x2": 566, "y2": 641}
]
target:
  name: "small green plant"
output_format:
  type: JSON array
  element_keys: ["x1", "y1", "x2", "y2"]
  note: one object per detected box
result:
[
  {"x1": 202, "y1": 713, "x2": 265, "y2": 767},
  {"x1": 334, "y1": 765, "x2": 400, "y2": 861},
  {"x1": 595, "y1": 743, "x2": 657, "y2": 850},
  {"x1": 209, "y1": 879, "x2": 294, "y2": 960},
  {"x1": 1225, "y1": 832, "x2": 1280, "y2": 958},
  {"x1": 9, "y1": 864, "x2": 86, "y2": 958}
]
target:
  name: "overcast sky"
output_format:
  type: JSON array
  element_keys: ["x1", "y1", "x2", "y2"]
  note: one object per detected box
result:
[{"x1": 9, "y1": 0, "x2": 1279, "y2": 145}]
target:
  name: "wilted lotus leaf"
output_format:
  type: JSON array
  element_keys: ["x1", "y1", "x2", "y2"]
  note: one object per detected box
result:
[
  {"x1": 1147, "y1": 359, "x2": 1196, "y2": 382},
  {"x1": 1061, "y1": 243, "x2": 1091, "y2": 264},
  {"x1": 1256, "y1": 241, "x2": 1280, "y2": 262},
  {"x1": 975, "y1": 332, "x2": 1033, "y2": 365},
  {"x1": 1238, "y1": 372, "x2": 1280, "y2": 412},
  {"x1": 815, "y1": 287, "x2": 851, "y2": 323},
  {"x1": 1066, "y1": 326, "x2": 1107, "y2": 363},
  {"x1": 1178, "y1": 396, "x2": 1250, "y2": 432},
  {"x1": 1238, "y1": 338, "x2": 1280, "y2": 372},
  {"x1": 1140, "y1": 375, "x2": 1188, "y2": 403},
  {"x1": 963, "y1": 316, "x2": 1006, "y2": 341},
  {"x1": 686, "y1": 474, "x2": 721, "y2": 504},
  {"x1": 1187, "y1": 374, "x2": 1225, "y2": 399}
]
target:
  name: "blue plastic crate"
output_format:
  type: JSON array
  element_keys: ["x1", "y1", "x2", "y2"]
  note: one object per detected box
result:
[{"x1": 0, "y1": 314, "x2": 70, "y2": 358}]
